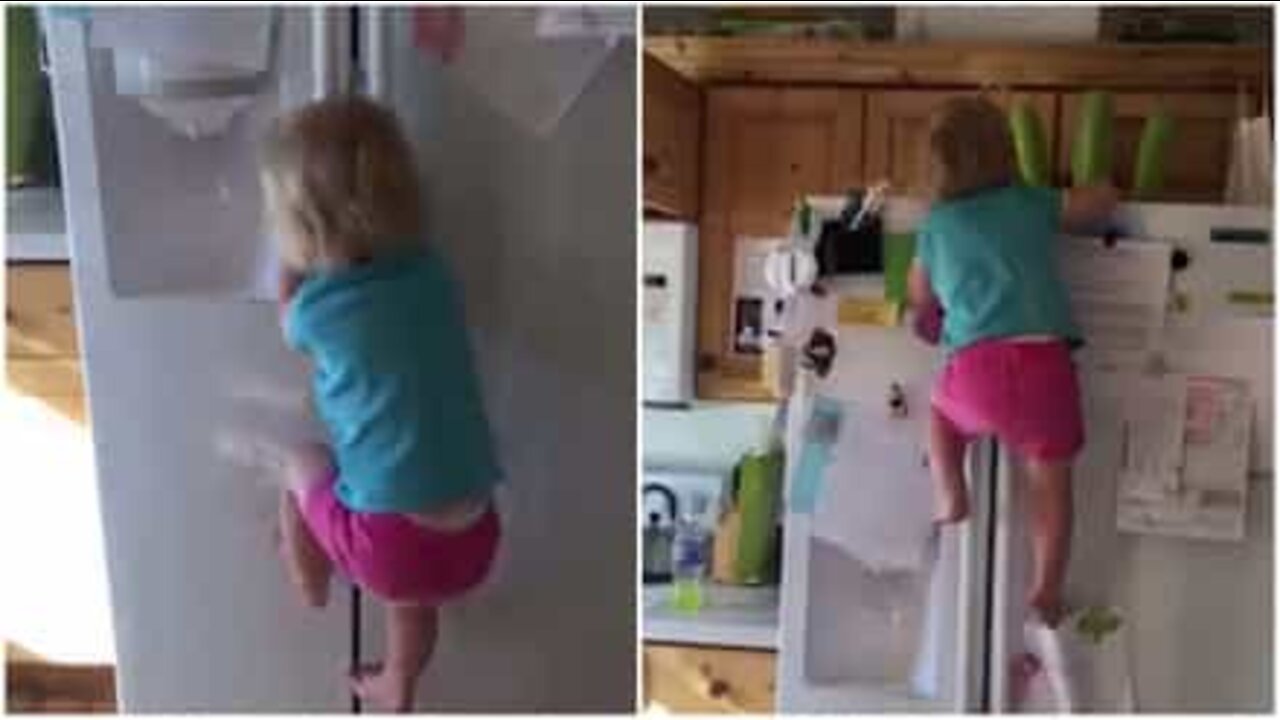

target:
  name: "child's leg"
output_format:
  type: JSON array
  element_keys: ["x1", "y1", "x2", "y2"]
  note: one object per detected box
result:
[
  {"x1": 929, "y1": 406, "x2": 971, "y2": 523},
  {"x1": 277, "y1": 444, "x2": 334, "y2": 608},
  {"x1": 1023, "y1": 456, "x2": 1073, "y2": 627},
  {"x1": 350, "y1": 603, "x2": 439, "y2": 712}
]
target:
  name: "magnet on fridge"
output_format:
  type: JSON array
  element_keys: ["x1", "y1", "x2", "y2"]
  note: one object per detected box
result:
[
  {"x1": 888, "y1": 382, "x2": 908, "y2": 419},
  {"x1": 800, "y1": 328, "x2": 837, "y2": 378}
]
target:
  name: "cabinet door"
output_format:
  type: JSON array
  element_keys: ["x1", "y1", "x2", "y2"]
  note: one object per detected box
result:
[
  {"x1": 865, "y1": 90, "x2": 1058, "y2": 195},
  {"x1": 699, "y1": 87, "x2": 864, "y2": 400},
  {"x1": 1057, "y1": 91, "x2": 1252, "y2": 202},
  {"x1": 644, "y1": 55, "x2": 702, "y2": 219},
  {"x1": 643, "y1": 643, "x2": 777, "y2": 713}
]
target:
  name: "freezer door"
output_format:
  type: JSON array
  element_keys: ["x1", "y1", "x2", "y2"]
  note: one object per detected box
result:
[
  {"x1": 775, "y1": 293, "x2": 991, "y2": 712},
  {"x1": 44, "y1": 8, "x2": 353, "y2": 711}
]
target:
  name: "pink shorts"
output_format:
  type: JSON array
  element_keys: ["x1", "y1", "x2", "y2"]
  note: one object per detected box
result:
[
  {"x1": 297, "y1": 473, "x2": 500, "y2": 604},
  {"x1": 932, "y1": 338, "x2": 1084, "y2": 461}
]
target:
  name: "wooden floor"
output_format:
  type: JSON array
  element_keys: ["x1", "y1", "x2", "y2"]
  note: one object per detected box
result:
[
  {"x1": 6, "y1": 651, "x2": 117, "y2": 713},
  {"x1": 7, "y1": 267, "x2": 116, "y2": 712}
]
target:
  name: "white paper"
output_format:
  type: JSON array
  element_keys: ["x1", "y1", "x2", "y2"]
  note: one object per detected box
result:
[
  {"x1": 811, "y1": 401, "x2": 936, "y2": 573},
  {"x1": 447, "y1": 8, "x2": 618, "y2": 137},
  {"x1": 535, "y1": 7, "x2": 634, "y2": 43},
  {"x1": 1117, "y1": 375, "x2": 1252, "y2": 541},
  {"x1": 1117, "y1": 375, "x2": 1187, "y2": 498},
  {"x1": 1020, "y1": 610, "x2": 1136, "y2": 712},
  {"x1": 91, "y1": 7, "x2": 273, "y2": 72},
  {"x1": 1057, "y1": 238, "x2": 1171, "y2": 371},
  {"x1": 732, "y1": 237, "x2": 786, "y2": 355},
  {"x1": 1162, "y1": 317, "x2": 1272, "y2": 472}
]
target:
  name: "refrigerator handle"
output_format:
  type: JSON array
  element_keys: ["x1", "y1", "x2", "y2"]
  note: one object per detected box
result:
[
  {"x1": 311, "y1": 8, "x2": 335, "y2": 99},
  {"x1": 362, "y1": 6, "x2": 387, "y2": 100}
]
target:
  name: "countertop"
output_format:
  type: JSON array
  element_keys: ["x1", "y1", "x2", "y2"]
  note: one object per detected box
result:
[
  {"x1": 642, "y1": 582, "x2": 780, "y2": 651},
  {"x1": 8, "y1": 187, "x2": 68, "y2": 261}
]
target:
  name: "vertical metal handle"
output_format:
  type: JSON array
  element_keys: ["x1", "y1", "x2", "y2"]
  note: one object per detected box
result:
[
  {"x1": 311, "y1": 8, "x2": 333, "y2": 99},
  {"x1": 362, "y1": 6, "x2": 386, "y2": 100}
]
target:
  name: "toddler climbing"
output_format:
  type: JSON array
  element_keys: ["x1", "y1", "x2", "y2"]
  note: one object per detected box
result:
[
  {"x1": 907, "y1": 96, "x2": 1116, "y2": 628},
  {"x1": 261, "y1": 96, "x2": 503, "y2": 712}
]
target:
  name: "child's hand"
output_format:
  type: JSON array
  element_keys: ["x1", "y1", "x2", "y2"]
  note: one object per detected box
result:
[
  {"x1": 1062, "y1": 184, "x2": 1119, "y2": 234},
  {"x1": 278, "y1": 268, "x2": 304, "y2": 309}
]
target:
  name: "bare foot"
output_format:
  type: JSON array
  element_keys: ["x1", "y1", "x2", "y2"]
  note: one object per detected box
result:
[
  {"x1": 933, "y1": 484, "x2": 970, "y2": 524},
  {"x1": 1009, "y1": 651, "x2": 1042, "y2": 707},
  {"x1": 349, "y1": 662, "x2": 415, "y2": 713}
]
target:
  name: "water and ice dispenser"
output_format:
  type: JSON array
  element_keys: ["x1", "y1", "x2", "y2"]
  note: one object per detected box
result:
[{"x1": 62, "y1": 7, "x2": 323, "y2": 300}]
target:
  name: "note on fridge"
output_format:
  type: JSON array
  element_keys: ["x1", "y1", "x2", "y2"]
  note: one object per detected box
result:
[
  {"x1": 444, "y1": 7, "x2": 618, "y2": 137},
  {"x1": 1057, "y1": 237, "x2": 1171, "y2": 371},
  {"x1": 810, "y1": 399, "x2": 935, "y2": 573},
  {"x1": 1117, "y1": 375, "x2": 1252, "y2": 541},
  {"x1": 1116, "y1": 374, "x2": 1187, "y2": 498}
]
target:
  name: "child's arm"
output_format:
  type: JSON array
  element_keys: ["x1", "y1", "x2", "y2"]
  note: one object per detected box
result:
[
  {"x1": 907, "y1": 259, "x2": 935, "y2": 309},
  {"x1": 1061, "y1": 185, "x2": 1119, "y2": 232},
  {"x1": 908, "y1": 259, "x2": 943, "y2": 346}
]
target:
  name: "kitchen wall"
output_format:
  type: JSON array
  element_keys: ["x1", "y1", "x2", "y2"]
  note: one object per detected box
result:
[
  {"x1": 644, "y1": 403, "x2": 778, "y2": 471},
  {"x1": 895, "y1": 7, "x2": 1099, "y2": 42}
]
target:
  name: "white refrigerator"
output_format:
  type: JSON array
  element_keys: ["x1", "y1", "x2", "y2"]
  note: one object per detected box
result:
[
  {"x1": 45, "y1": 6, "x2": 635, "y2": 712},
  {"x1": 775, "y1": 200, "x2": 1272, "y2": 713}
]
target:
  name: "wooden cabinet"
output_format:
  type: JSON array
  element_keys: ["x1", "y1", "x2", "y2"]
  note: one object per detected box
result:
[
  {"x1": 6, "y1": 263, "x2": 86, "y2": 423},
  {"x1": 698, "y1": 87, "x2": 864, "y2": 400},
  {"x1": 644, "y1": 55, "x2": 703, "y2": 219},
  {"x1": 1057, "y1": 91, "x2": 1253, "y2": 202},
  {"x1": 865, "y1": 90, "x2": 1059, "y2": 194},
  {"x1": 652, "y1": 40, "x2": 1268, "y2": 402},
  {"x1": 643, "y1": 643, "x2": 776, "y2": 713}
]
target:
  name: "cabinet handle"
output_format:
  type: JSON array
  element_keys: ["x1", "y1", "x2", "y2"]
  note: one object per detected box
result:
[
  {"x1": 697, "y1": 353, "x2": 717, "y2": 372},
  {"x1": 707, "y1": 677, "x2": 730, "y2": 699},
  {"x1": 644, "y1": 154, "x2": 659, "y2": 175}
]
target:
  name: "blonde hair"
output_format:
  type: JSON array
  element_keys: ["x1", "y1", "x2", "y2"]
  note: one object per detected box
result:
[
  {"x1": 926, "y1": 96, "x2": 1016, "y2": 202},
  {"x1": 260, "y1": 96, "x2": 421, "y2": 272}
]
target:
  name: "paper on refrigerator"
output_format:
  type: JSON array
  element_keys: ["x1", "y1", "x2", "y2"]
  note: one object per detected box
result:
[
  {"x1": 731, "y1": 237, "x2": 786, "y2": 356},
  {"x1": 440, "y1": 7, "x2": 621, "y2": 137},
  {"x1": 1116, "y1": 374, "x2": 1187, "y2": 499},
  {"x1": 810, "y1": 400, "x2": 936, "y2": 573},
  {"x1": 1116, "y1": 375, "x2": 1252, "y2": 541},
  {"x1": 1057, "y1": 237, "x2": 1171, "y2": 371}
]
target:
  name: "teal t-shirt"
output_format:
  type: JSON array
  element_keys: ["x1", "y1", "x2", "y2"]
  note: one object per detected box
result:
[
  {"x1": 284, "y1": 248, "x2": 502, "y2": 513},
  {"x1": 916, "y1": 185, "x2": 1081, "y2": 354}
]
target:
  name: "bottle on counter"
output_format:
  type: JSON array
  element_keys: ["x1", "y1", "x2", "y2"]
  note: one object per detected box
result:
[{"x1": 671, "y1": 491, "x2": 711, "y2": 613}]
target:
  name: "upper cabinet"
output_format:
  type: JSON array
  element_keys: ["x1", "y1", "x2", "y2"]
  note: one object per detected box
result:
[
  {"x1": 643, "y1": 40, "x2": 1270, "y2": 403},
  {"x1": 644, "y1": 55, "x2": 703, "y2": 219},
  {"x1": 865, "y1": 90, "x2": 1058, "y2": 195},
  {"x1": 699, "y1": 88, "x2": 864, "y2": 400},
  {"x1": 1057, "y1": 91, "x2": 1254, "y2": 202}
]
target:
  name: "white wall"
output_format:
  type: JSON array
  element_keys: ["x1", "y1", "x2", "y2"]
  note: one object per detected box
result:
[
  {"x1": 644, "y1": 403, "x2": 778, "y2": 471},
  {"x1": 896, "y1": 7, "x2": 1099, "y2": 42},
  {"x1": 367, "y1": 9, "x2": 636, "y2": 712}
]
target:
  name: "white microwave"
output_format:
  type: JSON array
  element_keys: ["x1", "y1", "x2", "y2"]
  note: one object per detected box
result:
[{"x1": 643, "y1": 221, "x2": 697, "y2": 406}]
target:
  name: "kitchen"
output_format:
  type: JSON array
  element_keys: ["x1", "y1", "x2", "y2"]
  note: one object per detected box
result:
[{"x1": 641, "y1": 5, "x2": 1272, "y2": 713}]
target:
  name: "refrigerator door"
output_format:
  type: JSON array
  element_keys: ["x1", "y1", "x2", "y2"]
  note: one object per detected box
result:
[
  {"x1": 989, "y1": 204, "x2": 1273, "y2": 712},
  {"x1": 46, "y1": 9, "x2": 354, "y2": 711},
  {"x1": 775, "y1": 283, "x2": 990, "y2": 712},
  {"x1": 353, "y1": 7, "x2": 637, "y2": 711}
]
